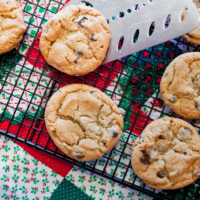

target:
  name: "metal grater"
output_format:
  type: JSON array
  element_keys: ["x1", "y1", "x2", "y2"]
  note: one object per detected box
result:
[{"x1": 67, "y1": 0, "x2": 200, "y2": 63}]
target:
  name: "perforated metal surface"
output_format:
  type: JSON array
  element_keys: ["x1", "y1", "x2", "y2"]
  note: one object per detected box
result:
[
  {"x1": 69, "y1": 0, "x2": 199, "y2": 63},
  {"x1": 0, "y1": 0, "x2": 200, "y2": 200}
]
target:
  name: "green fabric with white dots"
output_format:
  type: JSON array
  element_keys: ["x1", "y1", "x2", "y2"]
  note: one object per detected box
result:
[{"x1": 49, "y1": 178, "x2": 92, "y2": 200}]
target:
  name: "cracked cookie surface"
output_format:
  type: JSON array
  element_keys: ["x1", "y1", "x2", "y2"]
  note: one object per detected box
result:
[
  {"x1": 45, "y1": 84, "x2": 123, "y2": 161},
  {"x1": 160, "y1": 52, "x2": 200, "y2": 119},
  {"x1": 131, "y1": 117, "x2": 200, "y2": 190},
  {"x1": 40, "y1": 5, "x2": 111, "y2": 76},
  {"x1": 182, "y1": 0, "x2": 200, "y2": 44},
  {"x1": 0, "y1": 0, "x2": 26, "y2": 55}
]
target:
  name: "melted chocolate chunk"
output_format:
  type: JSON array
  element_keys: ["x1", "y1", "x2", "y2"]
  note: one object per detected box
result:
[
  {"x1": 169, "y1": 96, "x2": 177, "y2": 103},
  {"x1": 141, "y1": 156, "x2": 150, "y2": 165},
  {"x1": 157, "y1": 171, "x2": 165, "y2": 178},
  {"x1": 76, "y1": 50, "x2": 84, "y2": 56},
  {"x1": 112, "y1": 132, "x2": 118, "y2": 138},
  {"x1": 90, "y1": 34, "x2": 97, "y2": 41},
  {"x1": 159, "y1": 135, "x2": 165, "y2": 139},
  {"x1": 76, "y1": 152, "x2": 84, "y2": 159},
  {"x1": 75, "y1": 57, "x2": 79, "y2": 64},
  {"x1": 77, "y1": 16, "x2": 88, "y2": 27}
]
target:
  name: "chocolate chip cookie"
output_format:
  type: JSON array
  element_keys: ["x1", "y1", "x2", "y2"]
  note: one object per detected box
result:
[
  {"x1": 0, "y1": 0, "x2": 26, "y2": 55},
  {"x1": 45, "y1": 84, "x2": 123, "y2": 161},
  {"x1": 131, "y1": 117, "x2": 200, "y2": 190},
  {"x1": 40, "y1": 5, "x2": 111, "y2": 76},
  {"x1": 160, "y1": 52, "x2": 200, "y2": 119},
  {"x1": 182, "y1": 0, "x2": 200, "y2": 44}
]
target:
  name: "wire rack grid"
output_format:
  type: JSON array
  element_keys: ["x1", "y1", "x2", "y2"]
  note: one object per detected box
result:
[{"x1": 0, "y1": 0, "x2": 200, "y2": 199}]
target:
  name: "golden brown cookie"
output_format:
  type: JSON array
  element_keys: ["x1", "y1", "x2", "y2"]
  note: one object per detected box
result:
[
  {"x1": 40, "y1": 5, "x2": 111, "y2": 76},
  {"x1": 182, "y1": 0, "x2": 200, "y2": 44},
  {"x1": 45, "y1": 84, "x2": 123, "y2": 161},
  {"x1": 131, "y1": 117, "x2": 200, "y2": 190},
  {"x1": 0, "y1": 0, "x2": 26, "y2": 55},
  {"x1": 160, "y1": 52, "x2": 200, "y2": 119}
]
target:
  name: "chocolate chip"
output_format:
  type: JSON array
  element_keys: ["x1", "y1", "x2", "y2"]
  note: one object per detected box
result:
[
  {"x1": 90, "y1": 34, "x2": 97, "y2": 41},
  {"x1": 184, "y1": 152, "x2": 187, "y2": 156},
  {"x1": 197, "y1": 74, "x2": 200, "y2": 81},
  {"x1": 77, "y1": 16, "x2": 88, "y2": 27},
  {"x1": 157, "y1": 171, "x2": 165, "y2": 178},
  {"x1": 75, "y1": 152, "x2": 84, "y2": 159},
  {"x1": 141, "y1": 156, "x2": 150, "y2": 165},
  {"x1": 75, "y1": 57, "x2": 79, "y2": 64},
  {"x1": 169, "y1": 96, "x2": 177, "y2": 103},
  {"x1": 6, "y1": 1, "x2": 9, "y2": 4},
  {"x1": 159, "y1": 135, "x2": 165, "y2": 139},
  {"x1": 139, "y1": 136, "x2": 142, "y2": 139},
  {"x1": 112, "y1": 132, "x2": 118, "y2": 138},
  {"x1": 90, "y1": 91, "x2": 95, "y2": 94},
  {"x1": 45, "y1": 27, "x2": 49, "y2": 34},
  {"x1": 76, "y1": 50, "x2": 84, "y2": 56}
]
